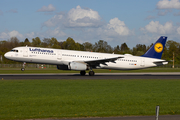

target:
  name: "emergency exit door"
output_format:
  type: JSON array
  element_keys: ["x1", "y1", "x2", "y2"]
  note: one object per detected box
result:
[
  {"x1": 141, "y1": 58, "x2": 145, "y2": 67},
  {"x1": 57, "y1": 51, "x2": 62, "y2": 61}
]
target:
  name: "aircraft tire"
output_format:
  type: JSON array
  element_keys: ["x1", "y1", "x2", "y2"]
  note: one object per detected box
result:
[
  {"x1": 80, "y1": 71, "x2": 86, "y2": 76},
  {"x1": 89, "y1": 71, "x2": 95, "y2": 76},
  {"x1": 21, "y1": 68, "x2": 25, "y2": 71}
]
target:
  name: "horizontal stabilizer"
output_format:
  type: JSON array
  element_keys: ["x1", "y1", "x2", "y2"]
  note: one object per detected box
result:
[{"x1": 153, "y1": 61, "x2": 168, "y2": 66}]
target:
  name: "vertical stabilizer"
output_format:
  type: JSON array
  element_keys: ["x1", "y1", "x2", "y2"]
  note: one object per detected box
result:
[{"x1": 141, "y1": 36, "x2": 167, "y2": 59}]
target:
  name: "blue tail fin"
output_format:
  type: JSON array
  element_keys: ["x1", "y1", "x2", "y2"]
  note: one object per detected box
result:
[{"x1": 141, "y1": 36, "x2": 167, "y2": 59}]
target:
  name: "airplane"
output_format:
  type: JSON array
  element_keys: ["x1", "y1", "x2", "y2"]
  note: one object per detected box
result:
[{"x1": 4, "y1": 36, "x2": 168, "y2": 76}]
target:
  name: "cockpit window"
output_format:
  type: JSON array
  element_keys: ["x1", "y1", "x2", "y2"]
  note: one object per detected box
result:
[{"x1": 11, "y1": 49, "x2": 18, "y2": 52}]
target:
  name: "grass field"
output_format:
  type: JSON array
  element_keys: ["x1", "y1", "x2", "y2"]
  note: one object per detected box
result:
[
  {"x1": 0, "y1": 79, "x2": 180, "y2": 119},
  {"x1": 0, "y1": 68, "x2": 180, "y2": 74}
]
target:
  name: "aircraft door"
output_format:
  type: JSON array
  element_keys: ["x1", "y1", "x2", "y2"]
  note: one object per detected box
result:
[
  {"x1": 98, "y1": 55, "x2": 103, "y2": 59},
  {"x1": 141, "y1": 58, "x2": 145, "y2": 67},
  {"x1": 57, "y1": 51, "x2": 62, "y2": 61},
  {"x1": 23, "y1": 47, "x2": 28, "y2": 57}
]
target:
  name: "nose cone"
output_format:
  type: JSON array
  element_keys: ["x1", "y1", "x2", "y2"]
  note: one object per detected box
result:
[{"x1": 4, "y1": 52, "x2": 11, "y2": 59}]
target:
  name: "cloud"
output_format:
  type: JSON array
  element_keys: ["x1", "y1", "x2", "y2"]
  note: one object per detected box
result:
[
  {"x1": 106, "y1": 18, "x2": 130, "y2": 36},
  {"x1": 96, "y1": 18, "x2": 131, "y2": 38},
  {"x1": 37, "y1": 4, "x2": 56, "y2": 12},
  {"x1": 158, "y1": 10, "x2": 170, "y2": 16},
  {"x1": 145, "y1": 15, "x2": 157, "y2": 20},
  {"x1": 47, "y1": 27, "x2": 67, "y2": 37},
  {"x1": 138, "y1": 35, "x2": 156, "y2": 44},
  {"x1": 6, "y1": 9, "x2": 18, "y2": 13},
  {"x1": 0, "y1": 30, "x2": 23, "y2": 39},
  {"x1": 177, "y1": 27, "x2": 180, "y2": 34},
  {"x1": 68, "y1": 6, "x2": 100, "y2": 21},
  {"x1": 0, "y1": 32, "x2": 8, "y2": 39},
  {"x1": 42, "y1": 6, "x2": 131, "y2": 43},
  {"x1": 141, "y1": 21, "x2": 173, "y2": 34},
  {"x1": 66, "y1": 5, "x2": 102, "y2": 27},
  {"x1": 43, "y1": 5, "x2": 103, "y2": 28},
  {"x1": 174, "y1": 11, "x2": 180, "y2": 16},
  {"x1": 26, "y1": 32, "x2": 35, "y2": 38},
  {"x1": 0, "y1": 31, "x2": 37, "y2": 41},
  {"x1": 157, "y1": 0, "x2": 180, "y2": 9},
  {"x1": 43, "y1": 15, "x2": 63, "y2": 27},
  {"x1": 9, "y1": 31, "x2": 23, "y2": 38}
]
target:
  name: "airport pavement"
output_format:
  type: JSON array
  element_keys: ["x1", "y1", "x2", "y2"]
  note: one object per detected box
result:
[
  {"x1": 31, "y1": 115, "x2": 180, "y2": 120},
  {"x1": 0, "y1": 72, "x2": 180, "y2": 80}
]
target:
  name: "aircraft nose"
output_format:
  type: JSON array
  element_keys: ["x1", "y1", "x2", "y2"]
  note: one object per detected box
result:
[{"x1": 4, "y1": 52, "x2": 10, "y2": 59}]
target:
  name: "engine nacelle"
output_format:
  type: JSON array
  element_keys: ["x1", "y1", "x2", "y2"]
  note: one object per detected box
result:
[
  {"x1": 69, "y1": 62, "x2": 88, "y2": 71},
  {"x1": 57, "y1": 62, "x2": 88, "y2": 71}
]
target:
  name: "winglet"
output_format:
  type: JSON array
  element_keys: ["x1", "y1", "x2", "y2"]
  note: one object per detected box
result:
[{"x1": 141, "y1": 36, "x2": 167, "y2": 59}]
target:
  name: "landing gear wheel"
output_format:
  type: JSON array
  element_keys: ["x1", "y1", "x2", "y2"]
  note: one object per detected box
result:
[
  {"x1": 21, "y1": 68, "x2": 25, "y2": 71},
  {"x1": 21, "y1": 62, "x2": 26, "y2": 71},
  {"x1": 80, "y1": 71, "x2": 86, "y2": 76},
  {"x1": 89, "y1": 71, "x2": 95, "y2": 76}
]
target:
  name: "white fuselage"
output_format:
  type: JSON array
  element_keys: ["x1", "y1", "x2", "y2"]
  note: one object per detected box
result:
[{"x1": 4, "y1": 46, "x2": 167, "y2": 70}]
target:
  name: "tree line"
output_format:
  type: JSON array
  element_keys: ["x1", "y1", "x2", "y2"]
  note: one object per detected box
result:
[{"x1": 0, "y1": 37, "x2": 179, "y2": 64}]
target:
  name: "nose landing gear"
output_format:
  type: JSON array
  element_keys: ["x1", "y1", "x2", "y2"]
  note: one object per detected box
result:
[{"x1": 21, "y1": 62, "x2": 26, "y2": 71}]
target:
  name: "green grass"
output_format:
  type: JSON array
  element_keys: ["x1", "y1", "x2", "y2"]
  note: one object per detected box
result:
[
  {"x1": 0, "y1": 79, "x2": 180, "y2": 119},
  {"x1": 0, "y1": 68, "x2": 180, "y2": 74}
]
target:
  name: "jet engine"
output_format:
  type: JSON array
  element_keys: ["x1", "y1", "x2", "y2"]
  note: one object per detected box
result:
[
  {"x1": 57, "y1": 62, "x2": 88, "y2": 71},
  {"x1": 69, "y1": 62, "x2": 88, "y2": 70}
]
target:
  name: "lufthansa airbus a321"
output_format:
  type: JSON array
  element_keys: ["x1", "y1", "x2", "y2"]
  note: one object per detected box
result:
[{"x1": 4, "y1": 36, "x2": 168, "y2": 76}]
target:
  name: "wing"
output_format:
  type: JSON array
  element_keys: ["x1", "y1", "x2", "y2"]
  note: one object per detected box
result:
[{"x1": 76, "y1": 56, "x2": 124, "y2": 67}]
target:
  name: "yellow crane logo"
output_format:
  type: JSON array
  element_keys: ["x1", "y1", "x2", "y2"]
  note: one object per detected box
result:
[{"x1": 154, "y1": 43, "x2": 163, "y2": 53}]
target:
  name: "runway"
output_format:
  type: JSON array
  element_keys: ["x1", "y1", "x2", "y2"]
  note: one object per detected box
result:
[
  {"x1": 58, "y1": 115, "x2": 180, "y2": 120},
  {"x1": 0, "y1": 72, "x2": 180, "y2": 80}
]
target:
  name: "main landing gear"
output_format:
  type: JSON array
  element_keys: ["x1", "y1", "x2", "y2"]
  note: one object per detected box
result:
[
  {"x1": 89, "y1": 67, "x2": 95, "y2": 76},
  {"x1": 80, "y1": 70, "x2": 95, "y2": 76},
  {"x1": 80, "y1": 71, "x2": 86, "y2": 76},
  {"x1": 89, "y1": 71, "x2": 95, "y2": 76},
  {"x1": 21, "y1": 62, "x2": 26, "y2": 71}
]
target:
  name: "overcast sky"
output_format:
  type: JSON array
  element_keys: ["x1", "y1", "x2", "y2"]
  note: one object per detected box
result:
[{"x1": 1, "y1": 0, "x2": 180, "y2": 48}]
